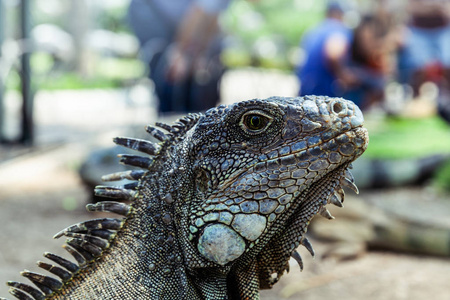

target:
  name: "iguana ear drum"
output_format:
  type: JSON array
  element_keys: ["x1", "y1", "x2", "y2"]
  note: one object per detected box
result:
[
  {"x1": 197, "y1": 224, "x2": 246, "y2": 265},
  {"x1": 197, "y1": 213, "x2": 267, "y2": 265}
]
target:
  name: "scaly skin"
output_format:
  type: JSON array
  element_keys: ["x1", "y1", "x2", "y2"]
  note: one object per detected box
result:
[{"x1": 2, "y1": 96, "x2": 368, "y2": 300}]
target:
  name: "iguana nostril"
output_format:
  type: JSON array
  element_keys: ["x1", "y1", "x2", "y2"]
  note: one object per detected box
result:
[{"x1": 332, "y1": 101, "x2": 344, "y2": 114}]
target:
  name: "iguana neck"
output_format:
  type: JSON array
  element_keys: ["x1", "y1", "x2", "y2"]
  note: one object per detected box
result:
[{"x1": 49, "y1": 167, "x2": 200, "y2": 299}]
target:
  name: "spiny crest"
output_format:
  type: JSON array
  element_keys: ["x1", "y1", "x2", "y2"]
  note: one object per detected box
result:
[
  {"x1": 4, "y1": 214, "x2": 128, "y2": 299},
  {"x1": 152, "y1": 113, "x2": 202, "y2": 141},
  {"x1": 113, "y1": 113, "x2": 202, "y2": 170},
  {"x1": 4, "y1": 116, "x2": 200, "y2": 300}
]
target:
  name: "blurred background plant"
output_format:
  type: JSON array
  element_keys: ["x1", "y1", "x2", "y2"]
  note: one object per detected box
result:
[
  {"x1": 3, "y1": 0, "x2": 143, "y2": 91},
  {"x1": 0, "y1": 0, "x2": 336, "y2": 91},
  {"x1": 221, "y1": 0, "x2": 326, "y2": 70}
]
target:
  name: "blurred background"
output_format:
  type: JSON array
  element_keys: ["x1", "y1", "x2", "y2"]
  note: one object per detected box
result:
[{"x1": 0, "y1": 0, "x2": 449, "y2": 299}]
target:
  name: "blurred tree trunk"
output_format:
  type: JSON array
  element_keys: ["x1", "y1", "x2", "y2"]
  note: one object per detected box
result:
[
  {"x1": 0, "y1": 0, "x2": 5, "y2": 143},
  {"x1": 68, "y1": 0, "x2": 93, "y2": 77},
  {"x1": 19, "y1": 0, "x2": 33, "y2": 145}
]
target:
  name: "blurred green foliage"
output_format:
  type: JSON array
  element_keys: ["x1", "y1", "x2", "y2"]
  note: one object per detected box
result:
[
  {"x1": 364, "y1": 116, "x2": 450, "y2": 159},
  {"x1": 434, "y1": 160, "x2": 450, "y2": 192},
  {"x1": 6, "y1": 53, "x2": 145, "y2": 90},
  {"x1": 97, "y1": 6, "x2": 130, "y2": 33},
  {"x1": 222, "y1": 0, "x2": 325, "y2": 69},
  {"x1": 365, "y1": 116, "x2": 450, "y2": 193}
]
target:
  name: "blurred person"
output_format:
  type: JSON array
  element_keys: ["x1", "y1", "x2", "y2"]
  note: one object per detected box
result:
[
  {"x1": 297, "y1": 2, "x2": 401, "y2": 111},
  {"x1": 344, "y1": 15, "x2": 398, "y2": 109},
  {"x1": 296, "y1": 2, "x2": 356, "y2": 98},
  {"x1": 397, "y1": 0, "x2": 450, "y2": 122},
  {"x1": 398, "y1": 0, "x2": 450, "y2": 92},
  {"x1": 127, "y1": 0, "x2": 230, "y2": 114}
]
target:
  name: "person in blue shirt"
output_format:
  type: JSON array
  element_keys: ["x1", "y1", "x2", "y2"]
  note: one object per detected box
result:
[{"x1": 296, "y1": 2, "x2": 356, "y2": 98}]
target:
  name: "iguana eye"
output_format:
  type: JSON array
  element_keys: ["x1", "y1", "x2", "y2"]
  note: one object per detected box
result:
[{"x1": 241, "y1": 111, "x2": 272, "y2": 133}]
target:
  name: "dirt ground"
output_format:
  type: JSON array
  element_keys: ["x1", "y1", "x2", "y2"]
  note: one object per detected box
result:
[{"x1": 0, "y1": 143, "x2": 449, "y2": 300}]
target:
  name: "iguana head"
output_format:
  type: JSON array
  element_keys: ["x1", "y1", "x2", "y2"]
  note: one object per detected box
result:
[{"x1": 172, "y1": 96, "x2": 368, "y2": 276}]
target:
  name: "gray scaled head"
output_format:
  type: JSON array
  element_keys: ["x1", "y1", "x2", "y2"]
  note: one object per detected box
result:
[{"x1": 177, "y1": 96, "x2": 368, "y2": 266}]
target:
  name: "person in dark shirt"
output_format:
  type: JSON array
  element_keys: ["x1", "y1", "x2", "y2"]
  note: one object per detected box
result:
[{"x1": 128, "y1": 0, "x2": 230, "y2": 114}]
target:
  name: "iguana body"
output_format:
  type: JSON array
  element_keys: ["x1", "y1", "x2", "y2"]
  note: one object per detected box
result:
[{"x1": 2, "y1": 96, "x2": 368, "y2": 300}]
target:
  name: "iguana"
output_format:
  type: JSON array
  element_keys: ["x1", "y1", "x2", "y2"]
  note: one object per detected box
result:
[{"x1": 2, "y1": 96, "x2": 368, "y2": 300}]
